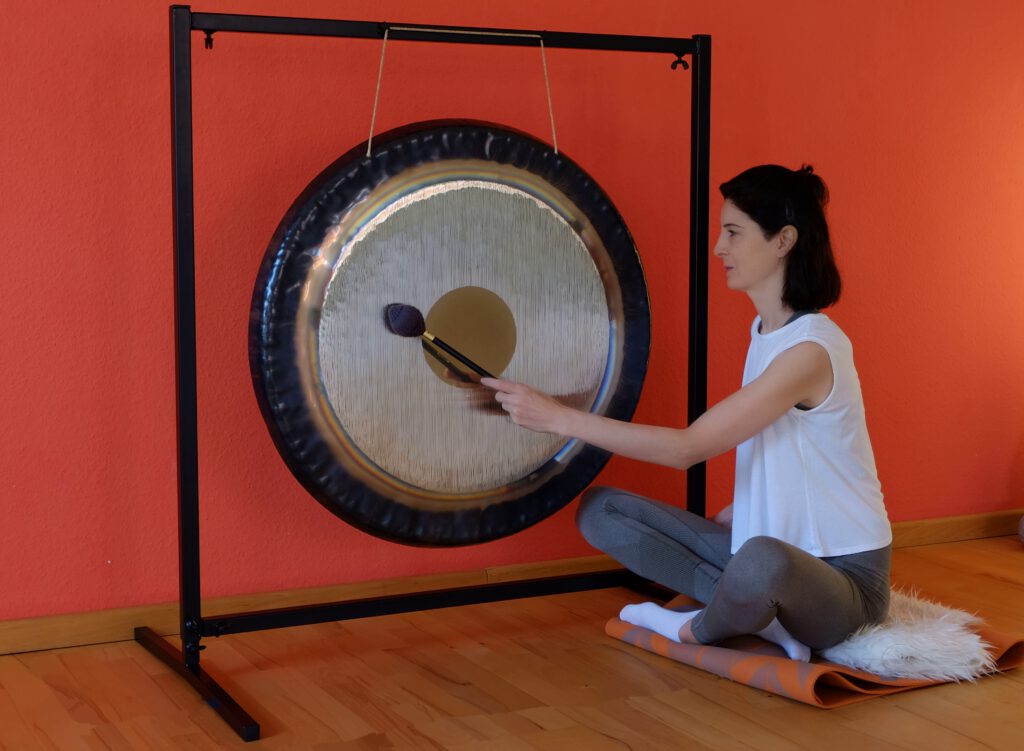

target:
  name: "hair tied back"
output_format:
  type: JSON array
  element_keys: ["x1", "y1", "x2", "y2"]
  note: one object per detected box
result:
[{"x1": 797, "y1": 164, "x2": 827, "y2": 206}]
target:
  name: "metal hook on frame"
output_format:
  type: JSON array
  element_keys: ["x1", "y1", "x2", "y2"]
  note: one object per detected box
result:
[
  {"x1": 671, "y1": 53, "x2": 690, "y2": 70},
  {"x1": 204, "y1": 30, "x2": 215, "y2": 50}
]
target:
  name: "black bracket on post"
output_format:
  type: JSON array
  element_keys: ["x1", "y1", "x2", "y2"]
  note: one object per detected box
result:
[{"x1": 140, "y1": 5, "x2": 711, "y2": 742}]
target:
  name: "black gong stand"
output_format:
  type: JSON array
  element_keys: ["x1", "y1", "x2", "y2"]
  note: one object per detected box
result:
[{"x1": 136, "y1": 6, "x2": 712, "y2": 742}]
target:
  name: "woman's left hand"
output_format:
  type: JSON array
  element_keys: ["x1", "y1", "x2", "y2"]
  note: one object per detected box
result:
[{"x1": 480, "y1": 377, "x2": 574, "y2": 435}]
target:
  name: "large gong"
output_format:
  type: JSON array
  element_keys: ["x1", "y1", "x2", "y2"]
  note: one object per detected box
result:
[{"x1": 249, "y1": 121, "x2": 650, "y2": 546}]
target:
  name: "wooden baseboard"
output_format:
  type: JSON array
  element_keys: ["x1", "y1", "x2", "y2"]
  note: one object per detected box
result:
[
  {"x1": 2, "y1": 509, "x2": 1020, "y2": 656},
  {"x1": 890, "y1": 509, "x2": 1021, "y2": 548}
]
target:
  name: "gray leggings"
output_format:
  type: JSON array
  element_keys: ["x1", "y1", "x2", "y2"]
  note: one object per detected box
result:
[{"x1": 577, "y1": 487, "x2": 891, "y2": 650}]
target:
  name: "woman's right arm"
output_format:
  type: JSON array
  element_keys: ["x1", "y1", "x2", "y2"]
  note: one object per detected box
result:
[{"x1": 483, "y1": 340, "x2": 831, "y2": 471}]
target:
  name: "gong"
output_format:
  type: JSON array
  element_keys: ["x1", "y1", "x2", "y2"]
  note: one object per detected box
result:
[{"x1": 249, "y1": 121, "x2": 650, "y2": 546}]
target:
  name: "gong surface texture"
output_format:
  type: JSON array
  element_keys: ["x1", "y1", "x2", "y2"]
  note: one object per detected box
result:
[{"x1": 250, "y1": 121, "x2": 650, "y2": 545}]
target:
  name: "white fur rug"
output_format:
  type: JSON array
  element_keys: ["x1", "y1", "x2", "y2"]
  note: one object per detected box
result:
[{"x1": 818, "y1": 589, "x2": 997, "y2": 681}]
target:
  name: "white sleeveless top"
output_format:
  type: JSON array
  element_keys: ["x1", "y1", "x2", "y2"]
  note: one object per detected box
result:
[{"x1": 730, "y1": 314, "x2": 891, "y2": 557}]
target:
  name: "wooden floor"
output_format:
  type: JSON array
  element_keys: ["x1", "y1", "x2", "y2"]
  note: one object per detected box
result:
[{"x1": 2, "y1": 537, "x2": 1022, "y2": 750}]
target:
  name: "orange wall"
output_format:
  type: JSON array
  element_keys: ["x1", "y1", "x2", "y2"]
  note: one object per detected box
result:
[{"x1": 2, "y1": 0, "x2": 1022, "y2": 621}]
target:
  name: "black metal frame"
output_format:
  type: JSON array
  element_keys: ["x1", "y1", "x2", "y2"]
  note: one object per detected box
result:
[{"x1": 138, "y1": 6, "x2": 711, "y2": 742}]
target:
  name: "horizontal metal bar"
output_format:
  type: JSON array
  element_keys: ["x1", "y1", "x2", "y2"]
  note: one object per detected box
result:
[
  {"x1": 190, "y1": 12, "x2": 696, "y2": 55},
  {"x1": 203, "y1": 569, "x2": 661, "y2": 637},
  {"x1": 134, "y1": 627, "x2": 260, "y2": 742}
]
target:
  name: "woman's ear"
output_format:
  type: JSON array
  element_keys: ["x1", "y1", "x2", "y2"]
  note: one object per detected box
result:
[{"x1": 777, "y1": 225, "x2": 798, "y2": 257}]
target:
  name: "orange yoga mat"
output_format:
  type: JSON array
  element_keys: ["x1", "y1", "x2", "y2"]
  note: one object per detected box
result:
[{"x1": 607, "y1": 596, "x2": 1024, "y2": 708}]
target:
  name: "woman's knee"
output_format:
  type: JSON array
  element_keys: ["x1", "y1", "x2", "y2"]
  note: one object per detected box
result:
[
  {"x1": 575, "y1": 486, "x2": 615, "y2": 543},
  {"x1": 729, "y1": 536, "x2": 802, "y2": 592}
]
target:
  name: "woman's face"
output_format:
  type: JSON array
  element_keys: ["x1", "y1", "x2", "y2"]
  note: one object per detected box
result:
[{"x1": 712, "y1": 200, "x2": 789, "y2": 295}]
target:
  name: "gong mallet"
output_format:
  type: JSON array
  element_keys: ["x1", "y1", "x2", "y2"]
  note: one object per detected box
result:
[{"x1": 383, "y1": 303, "x2": 495, "y2": 379}]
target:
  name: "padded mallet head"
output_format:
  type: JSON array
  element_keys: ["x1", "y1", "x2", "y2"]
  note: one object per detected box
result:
[{"x1": 384, "y1": 303, "x2": 426, "y2": 338}]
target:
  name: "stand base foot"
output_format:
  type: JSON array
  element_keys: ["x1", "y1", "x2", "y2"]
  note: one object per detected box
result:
[
  {"x1": 133, "y1": 572, "x2": 663, "y2": 742},
  {"x1": 133, "y1": 626, "x2": 260, "y2": 742}
]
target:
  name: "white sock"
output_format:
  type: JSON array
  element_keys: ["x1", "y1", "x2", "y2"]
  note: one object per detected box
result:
[
  {"x1": 619, "y1": 602, "x2": 700, "y2": 643},
  {"x1": 757, "y1": 617, "x2": 811, "y2": 662}
]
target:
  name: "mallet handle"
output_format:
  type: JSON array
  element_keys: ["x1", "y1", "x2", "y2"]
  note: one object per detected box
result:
[{"x1": 422, "y1": 332, "x2": 494, "y2": 378}]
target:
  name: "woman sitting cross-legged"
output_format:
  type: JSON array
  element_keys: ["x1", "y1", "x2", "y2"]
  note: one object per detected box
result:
[{"x1": 483, "y1": 164, "x2": 891, "y2": 660}]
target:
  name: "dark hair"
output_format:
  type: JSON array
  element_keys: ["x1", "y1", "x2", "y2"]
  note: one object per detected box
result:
[{"x1": 719, "y1": 164, "x2": 841, "y2": 310}]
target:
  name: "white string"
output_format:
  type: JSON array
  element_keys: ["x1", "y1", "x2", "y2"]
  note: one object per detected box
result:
[
  {"x1": 366, "y1": 26, "x2": 390, "y2": 157},
  {"x1": 366, "y1": 25, "x2": 559, "y2": 156},
  {"x1": 538, "y1": 37, "x2": 558, "y2": 154}
]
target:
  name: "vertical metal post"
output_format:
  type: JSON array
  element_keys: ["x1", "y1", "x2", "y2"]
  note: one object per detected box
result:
[
  {"x1": 686, "y1": 34, "x2": 711, "y2": 517},
  {"x1": 141, "y1": 9, "x2": 264, "y2": 738},
  {"x1": 169, "y1": 4, "x2": 203, "y2": 668}
]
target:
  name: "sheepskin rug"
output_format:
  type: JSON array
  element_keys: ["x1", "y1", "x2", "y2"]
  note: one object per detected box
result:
[{"x1": 819, "y1": 589, "x2": 997, "y2": 681}]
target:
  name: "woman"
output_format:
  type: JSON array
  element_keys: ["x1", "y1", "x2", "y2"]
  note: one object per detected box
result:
[{"x1": 482, "y1": 164, "x2": 891, "y2": 660}]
